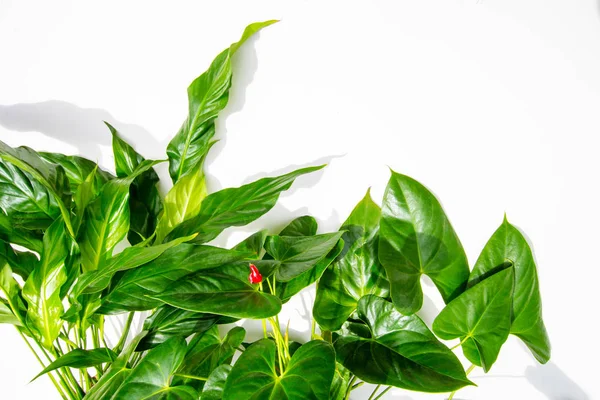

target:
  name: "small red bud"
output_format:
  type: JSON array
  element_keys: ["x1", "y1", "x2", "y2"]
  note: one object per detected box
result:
[{"x1": 248, "y1": 263, "x2": 262, "y2": 284}]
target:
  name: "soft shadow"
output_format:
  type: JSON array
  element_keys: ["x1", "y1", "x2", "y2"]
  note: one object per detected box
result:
[
  {"x1": 0, "y1": 100, "x2": 159, "y2": 164},
  {"x1": 525, "y1": 362, "x2": 589, "y2": 400},
  {"x1": 416, "y1": 293, "x2": 440, "y2": 327}
]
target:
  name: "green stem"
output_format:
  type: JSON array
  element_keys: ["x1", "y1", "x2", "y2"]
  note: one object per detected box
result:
[
  {"x1": 450, "y1": 336, "x2": 470, "y2": 351},
  {"x1": 368, "y1": 384, "x2": 382, "y2": 400},
  {"x1": 448, "y1": 364, "x2": 476, "y2": 400},
  {"x1": 373, "y1": 386, "x2": 391, "y2": 400},
  {"x1": 344, "y1": 376, "x2": 357, "y2": 400},
  {"x1": 114, "y1": 312, "x2": 135, "y2": 354}
]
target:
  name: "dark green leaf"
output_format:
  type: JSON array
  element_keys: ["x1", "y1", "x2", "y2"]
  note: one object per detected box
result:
[
  {"x1": 378, "y1": 171, "x2": 469, "y2": 314},
  {"x1": 151, "y1": 263, "x2": 281, "y2": 319},
  {"x1": 335, "y1": 295, "x2": 472, "y2": 393},
  {"x1": 167, "y1": 20, "x2": 278, "y2": 183},
  {"x1": 232, "y1": 230, "x2": 268, "y2": 258},
  {"x1": 433, "y1": 266, "x2": 515, "y2": 372},
  {"x1": 264, "y1": 232, "x2": 344, "y2": 282},
  {"x1": 165, "y1": 165, "x2": 325, "y2": 244},
  {"x1": 0, "y1": 209, "x2": 43, "y2": 252},
  {"x1": 468, "y1": 216, "x2": 551, "y2": 364},
  {"x1": 280, "y1": 215, "x2": 318, "y2": 237},
  {"x1": 98, "y1": 245, "x2": 251, "y2": 314},
  {"x1": 32, "y1": 348, "x2": 116, "y2": 381},
  {"x1": 223, "y1": 339, "x2": 335, "y2": 400},
  {"x1": 0, "y1": 239, "x2": 38, "y2": 280},
  {"x1": 329, "y1": 363, "x2": 352, "y2": 400},
  {"x1": 40, "y1": 152, "x2": 113, "y2": 190},
  {"x1": 314, "y1": 190, "x2": 389, "y2": 331},
  {"x1": 200, "y1": 364, "x2": 231, "y2": 400}
]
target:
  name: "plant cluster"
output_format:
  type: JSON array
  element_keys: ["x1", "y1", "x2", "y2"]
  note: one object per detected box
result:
[{"x1": 0, "y1": 20, "x2": 550, "y2": 399}]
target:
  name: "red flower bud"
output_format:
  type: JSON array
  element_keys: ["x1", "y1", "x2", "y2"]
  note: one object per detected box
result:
[{"x1": 248, "y1": 263, "x2": 262, "y2": 284}]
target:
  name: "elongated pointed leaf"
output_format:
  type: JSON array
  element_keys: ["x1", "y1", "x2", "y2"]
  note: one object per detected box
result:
[
  {"x1": 98, "y1": 245, "x2": 251, "y2": 314},
  {"x1": 0, "y1": 261, "x2": 25, "y2": 325},
  {"x1": 264, "y1": 231, "x2": 344, "y2": 282},
  {"x1": 468, "y1": 217, "x2": 551, "y2": 363},
  {"x1": 112, "y1": 337, "x2": 197, "y2": 400},
  {"x1": 151, "y1": 263, "x2": 281, "y2": 319},
  {"x1": 379, "y1": 171, "x2": 469, "y2": 315},
  {"x1": 433, "y1": 266, "x2": 515, "y2": 372},
  {"x1": 314, "y1": 190, "x2": 389, "y2": 331},
  {"x1": 232, "y1": 230, "x2": 268, "y2": 258},
  {"x1": 0, "y1": 239, "x2": 38, "y2": 280},
  {"x1": 223, "y1": 339, "x2": 335, "y2": 400},
  {"x1": 108, "y1": 122, "x2": 163, "y2": 245},
  {"x1": 165, "y1": 165, "x2": 325, "y2": 244},
  {"x1": 0, "y1": 209, "x2": 43, "y2": 252},
  {"x1": 40, "y1": 152, "x2": 113, "y2": 190},
  {"x1": 22, "y1": 218, "x2": 69, "y2": 349},
  {"x1": 335, "y1": 295, "x2": 472, "y2": 393},
  {"x1": 201, "y1": 364, "x2": 231, "y2": 400},
  {"x1": 79, "y1": 159, "x2": 163, "y2": 272},
  {"x1": 0, "y1": 300, "x2": 21, "y2": 325},
  {"x1": 167, "y1": 20, "x2": 278, "y2": 183},
  {"x1": 32, "y1": 348, "x2": 116, "y2": 381},
  {"x1": 173, "y1": 326, "x2": 245, "y2": 390}
]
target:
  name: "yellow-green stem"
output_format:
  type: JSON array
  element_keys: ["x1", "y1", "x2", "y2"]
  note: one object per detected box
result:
[{"x1": 448, "y1": 364, "x2": 476, "y2": 400}]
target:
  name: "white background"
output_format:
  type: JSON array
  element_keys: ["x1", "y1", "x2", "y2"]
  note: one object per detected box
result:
[{"x1": 0, "y1": 0, "x2": 597, "y2": 399}]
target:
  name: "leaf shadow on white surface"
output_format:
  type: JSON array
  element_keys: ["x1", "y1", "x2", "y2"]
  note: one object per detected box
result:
[
  {"x1": 0, "y1": 100, "x2": 160, "y2": 166},
  {"x1": 525, "y1": 362, "x2": 590, "y2": 400}
]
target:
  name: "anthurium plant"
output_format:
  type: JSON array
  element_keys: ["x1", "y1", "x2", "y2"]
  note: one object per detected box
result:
[{"x1": 0, "y1": 20, "x2": 550, "y2": 400}]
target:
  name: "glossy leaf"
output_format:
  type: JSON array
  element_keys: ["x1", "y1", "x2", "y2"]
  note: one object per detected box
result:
[
  {"x1": 468, "y1": 216, "x2": 551, "y2": 363},
  {"x1": 108, "y1": 122, "x2": 163, "y2": 245},
  {"x1": 264, "y1": 231, "x2": 344, "y2": 282},
  {"x1": 0, "y1": 300, "x2": 21, "y2": 326},
  {"x1": 232, "y1": 230, "x2": 268, "y2": 258},
  {"x1": 433, "y1": 266, "x2": 514, "y2": 372},
  {"x1": 0, "y1": 239, "x2": 38, "y2": 280},
  {"x1": 0, "y1": 209, "x2": 43, "y2": 252},
  {"x1": 314, "y1": 190, "x2": 389, "y2": 331},
  {"x1": 223, "y1": 339, "x2": 335, "y2": 400},
  {"x1": 173, "y1": 326, "x2": 245, "y2": 390},
  {"x1": 32, "y1": 348, "x2": 116, "y2": 381},
  {"x1": 279, "y1": 215, "x2": 318, "y2": 237},
  {"x1": 167, "y1": 20, "x2": 278, "y2": 183},
  {"x1": 73, "y1": 167, "x2": 104, "y2": 231},
  {"x1": 165, "y1": 165, "x2": 325, "y2": 244},
  {"x1": 335, "y1": 295, "x2": 472, "y2": 393},
  {"x1": 112, "y1": 337, "x2": 197, "y2": 400},
  {"x1": 201, "y1": 364, "x2": 231, "y2": 400},
  {"x1": 22, "y1": 218, "x2": 69, "y2": 349},
  {"x1": 99, "y1": 245, "x2": 251, "y2": 314},
  {"x1": 0, "y1": 261, "x2": 24, "y2": 326},
  {"x1": 329, "y1": 363, "x2": 352, "y2": 400},
  {"x1": 79, "y1": 159, "x2": 163, "y2": 272},
  {"x1": 151, "y1": 263, "x2": 281, "y2": 319},
  {"x1": 40, "y1": 152, "x2": 113, "y2": 190},
  {"x1": 379, "y1": 171, "x2": 469, "y2": 314}
]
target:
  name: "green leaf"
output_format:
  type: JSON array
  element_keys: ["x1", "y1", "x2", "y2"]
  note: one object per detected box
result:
[
  {"x1": 165, "y1": 165, "x2": 325, "y2": 244},
  {"x1": 79, "y1": 159, "x2": 163, "y2": 272},
  {"x1": 378, "y1": 171, "x2": 469, "y2": 315},
  {"x1": 0, "y1": 239, "x2": 38, "y2": 280},
  {"x1": 223, "y1": 339, "x2": 335, "y2": 400},
  {"x1": 468, "y1": 216, "x2": 551, "y2": 364},
  {"x1": 200, "y1": 364, "x2": 231, "y2": 400},
  {"x1": 279, "y1": 215, "x2": 318, "y2": 237},
  {"x1": 314, "y1": 190, "x2": 389, "y2": 331},
  {"x1": 335, "y1": 295, "x2": 473, "y2": 393},
  {"x1": 0, "y1": 141, "x2": 74, "y2": 235},
  {"x1": 232, "y1": 230, "x2": 268, "y2": 258},
  {"x1": 151, "y1": 263, "x2": 281, "y2": 319},
  {"x1": 264, "y1": 232, "x2": 344, "y2": 282},
  {"x1": 173, "y1": 326, "x2": 245, "y2": 390},
  {"x1": 137, "y1": 305, "x2": 221, "y2": 351},
  {"x1": 0, "y1": 209, "x2": 43, "y2": 252},
  {"x1": 40, "y1": 152, "x2": 113, "y2": 190},
  {"x1": 0, "y1": 300, "x2": 21, "y2": 326},
  {"x1": 167, "y1": 20, "x2": 278, "y2": 183},
  {"x1": 329, "y1": 363, "x2": 352, "y2": 400},
  {"x1": 22, "y1": 217, "x2": 70, "y2": 349},
  {"x1": 108, "y1": 122, "x2": 163, "y2": 245},
  {"x1": 98, "y1": 245, "x2": 251, "y2": 314},
  {"x1": 32, "y1": 348, "x2": 116, "y2": 381},
  {"x1": 433, "y1": 266, "x2": 515, "y2": 372},
  {"x1": 112, "y1": 337, "x2": 197, "y2": 400},
  {"x1": 73, "y1": 167, "x2": 104, "y2": 232},
  {"x1": 0, "y1": 261, "x2": 25, "y2": 325}
]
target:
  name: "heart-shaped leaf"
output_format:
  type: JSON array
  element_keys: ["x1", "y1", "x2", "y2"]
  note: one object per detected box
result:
[
  {"x1": 222, "y1": 339, "x2": 335, "y2": 400},
  {"x1": 334, "y1": 295, "x2": 473, "y2": 393},
  {"x1": 279, "y1": 215, "x2": 318, "y2": 237},
  {"x1": 378, "y1": 171, "x2": 469, "y2": 315},
  {"x1": 200, "y1": 364, "x2": 231, "y2": 400}
]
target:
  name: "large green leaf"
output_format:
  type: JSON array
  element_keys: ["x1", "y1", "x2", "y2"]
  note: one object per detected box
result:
[
  {"x1": 334, "y1": 295, "x2": 472, "y2": 393},
  {"x1": 232, "y1": 230, "x2": 268, "y2": 258},
  {"x1": 73, "y1": 167, "x2": 105, "y2": 232},
  {"x1": 112, "y1": 337, "x2": 197, "y2": 400},
  {"x1": 22, "y1": 217, "x2": 70, "y2": 349},
  {"x1": 223, "y1": 339, "x2": 335, "y2": 400},
  {"x1": 0, "y1": 261, "x2": 25, "y2": 326},
  {"x1": 108, "y1": 122, "x2": 163, "y2": 245},
  {"x1": 433, "y1": 266, "x2": 515, "y2": 372},
  {"x1": 79, "y1": 159, "x2": 163, "y2": 272},
  {"x1": 329, "y1": 363, "x2": 352, "y2": 400},
  {"x1": 0, "y1": 141, "x2": 73, "y2": 235},
  {"x1": 200, "y1": 364, "x2": 231, "y2": 400},
  {"x1": 173, "y1": 326, "x2": 245, "y2": 390},
  {"x1": 40, "y1": 152, "x2": 113, "y2": 190},
  {"x1": 0, "y1": 239, "x2": 38, "y2": 280},
  {"x1": 137, "y1": 305, "x2": 222, "y2": 351},
  {"x1": 32, "y1": 348, "x2": 116, "y2": 381},
  {"x1": 279, "y1": 215, "x2": 318, "y2": 237},
  {"x1": 0, "y1": 209, "x2": 43, "y2": 252},
  {"x1": 314, "y1": 190, "x2": 389, "y2": 331},
  {"x1": 167, "y1": 20, "x2": 278, "y2": 183},
  {"x1": 264, "y1": 232, "x2": 344, "y2": 282},
  {"x1": 98, "y1": 245, "x2": 251, "y2": 314},
  {"x1": 165, "y1": 165, "x2": 325, "y2": 244},
  {"x1": 0, "y1": 300, "x2": 21, "y2": 326},
  {"x1": 468, "y1": 216, "x2": 551, "y2": 363},
  {"x1": 151, "y1": 262, "x2": 281, "y2": 319},
  {"x1": 378, "y1": 171, "x2": 469, "y2": 315}
]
